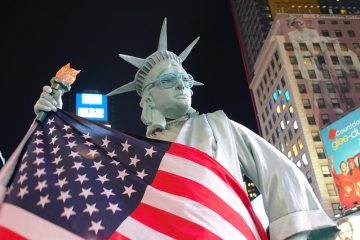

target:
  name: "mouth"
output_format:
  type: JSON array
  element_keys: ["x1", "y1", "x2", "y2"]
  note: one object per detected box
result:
[{"x1": 175, "y1": 94, "x2": 188, "y2": 99}]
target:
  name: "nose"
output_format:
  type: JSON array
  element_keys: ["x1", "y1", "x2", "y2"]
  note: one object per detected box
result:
[{"x1": 175, "y1": 79, "x2": 185, "y2": 90}]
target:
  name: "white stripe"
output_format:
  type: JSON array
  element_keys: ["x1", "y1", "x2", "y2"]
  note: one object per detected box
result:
[
  {"x1": 0, "y1": 203, "x2": 83, "y2": 240},
  {"x1": 160, "y1": 153, "x2": 260, "y2": 239},
  {"x1": 116, "y1": 217, "x2": 175, "y2": 240},
  {"x1": 142, "y1": 186, "x2": 247, "y2": 240}
]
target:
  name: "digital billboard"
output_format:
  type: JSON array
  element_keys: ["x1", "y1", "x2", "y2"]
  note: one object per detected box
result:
[
  {"x1": 76, "y1": 93, "x2": 108, "y2": 121},
  {"x1": 320, "y1": 107, "x2": 360, "y2": 210}
]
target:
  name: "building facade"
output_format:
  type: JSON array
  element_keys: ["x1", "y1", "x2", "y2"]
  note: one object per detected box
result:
[{"x1": 249, "y1": 13, "x2": 360, "y2": 218}]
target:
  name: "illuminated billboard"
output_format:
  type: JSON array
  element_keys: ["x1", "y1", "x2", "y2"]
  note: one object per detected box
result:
[
  {"x1": 335, "y1": 211, "x2": 360, "y2": 240},
  {"x1": 320, "y1": 107, "x2": 360, "y2": 210},
  {"x1": 76, "y1": 93, "x2": 108, "y2": 121}
]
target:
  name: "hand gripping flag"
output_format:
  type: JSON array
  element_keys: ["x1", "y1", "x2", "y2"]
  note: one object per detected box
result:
[{"x1": 0, "y1": 110, "x2": 267, "y2": 240}]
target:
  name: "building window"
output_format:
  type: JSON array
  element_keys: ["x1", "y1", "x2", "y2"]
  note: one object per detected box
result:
[
  {"x1": 334, "y1": 30, "x2": 342, "y2": 37},
  {"x1": 348, "y1": 30, "x2": 356, "y2": 38},
  {"x1": 331, "y1": 98, "x2": 340, "y2": 108},
  {"x1": 284, "y1": 91, "x2": 291, "y2": 102},
  {"x1": 306, "y1": 171, "x2": 312, "y2": 184},
  {"x1": 298, "y1": 84, "x2": 306, "y2": 93},
  {"x1": 307, "y1": 115, "x2": 316, "y2": 125},
  {"x1": 340, "y1": 43, "x2": 348, "y2": 51},
  {"x1": 302, "y1": 153, "x2": 309, "y2": 165},
  {"x1": 281, "y1": 77, "x2": 286, "y2": 88},
  {"x1": 335, "y1": 69, "x2": 345, "y2": 78},
  {"x1": 322, "y1": 30, "x2": 330, "y2": 37},
  {"x1": 331, "y1": 56, "x2": 340, "y2": 65},
  {"x1": 345, "y1": 98, "x2": 354, "y2": 109},
  {"x1": 317, "y1": 56, "x2": 326, "y2": 65},
  {"x1": 326, "y1": 84, "x2": 336, "y2": 93},
  {"x1": 321, "y1": 165, "x2": 331, "y2": 177},
  {"x1": 322, "y1": 70, "x2": 331, "y2": 79},
  {"x1": 312, "y1": 84, "x2": 321, "y2": 93},
  {"x1": 288, "y1": 128, "x2": 293, "y2": 140},
  {"x1": 294, "y1": 70, "x2": 302, "y2": 79},
  {"x1": 313, "y1": 43, "x2": 321, "y2": 52},
  {"x1": 287, "y1": 150, "x2": 292, "y2": 161},
  {"x1": 300, "y1": 43, "x2": 308, "y2": 51},
  {"x1": 332, "y1": 203, "x2": 341, "y2": 216},
  {"x1": 302, "y1": 99, "x2": 311, "y2": 109},
  {"x1": 321, "y1": 114, "x2": 330, "y2": 125},
  {"x1": 350, "y1": 69, "x2": 358, "y2": 78},
  {"x1": 292, "y1": 144, "x2": 298, "y2": 157},
  {"x1": 355, "y1": 83, "x2": 360, "y2": 92},
  {"x1": 275, "y1": 51, "x2": 279, "y2": 61},
  {"x1": 344, "y1": 56, "x2": 353, "y2": 65},
  {"x1": 284, "y1": 43, "x2": 294, "y2": 51},
  {"x1": 340, "y1": 83, "x2": 349, "y2": 93},
  {"x1": 326, "y1": 183, "x2": 338, "y2": 196},
  {"x1": 316, "y1": 98, "x2": 326, "y2": 108},
  {"x1": 353, "y1": 43, "x2": 360, "y2": 51},
  {"x1": 331, "y1": 20, "x2": 338, "y2": 25},
  {"x1": 318, "y1": 20, "x2": 325, "y2": 24},
  {"x1": 297, "y1": 137, "x2": 303, "y2": 150},
  {"x1": 316, "y1": 147, "x2": 326, "y2": 159},
  {"x1": 327, "y1": 43, "x2": 335, "y2": 52},
  {"x1": 344, "y1": 20, "x2": 350, "y2": 24},
  {"x1": 289, "y1": 56, "x2": 298, "y2": 65},
  {"x1": 312, "y1": 131, "x2": 321, "y2": 142},
  {"x1": 293, "y1": 120, "x2": 298, "y2": 133},
  {"x1": 289, "y1": 105, "x2": 294, "y2": 117},
  {"x1": 303, "y1": 57, "x2": 312, "y2": 65},
  {"x1": 308, "y1": 69, "x2": 316, "y2": 79}
]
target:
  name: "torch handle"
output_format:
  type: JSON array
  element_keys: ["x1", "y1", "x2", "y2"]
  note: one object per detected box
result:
[{"x1": 35, "y1": 88, "x2": 59, "y2": 123}]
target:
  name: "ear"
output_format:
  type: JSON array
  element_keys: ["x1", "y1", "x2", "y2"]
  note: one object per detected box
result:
[{"x1": 144, "y1": 95, "x2": 155, "y2": 108}]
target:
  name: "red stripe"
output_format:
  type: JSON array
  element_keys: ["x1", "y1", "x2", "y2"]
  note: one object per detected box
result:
[
  {"x1": 167, "y1": 142, "x2": 268, "y2": 240},
  {"x1": 152, "y1": 170, "x2": 257, "y2": 240},
  {"x1": 109, "y1": 231, "x2": 130, "y2": 240},
  {"x1": 130, "y1": 203, "x2": 221, "y2": 240},
  {"x1": 0, "y1": 225, "x2": 27, "y2": 240}
]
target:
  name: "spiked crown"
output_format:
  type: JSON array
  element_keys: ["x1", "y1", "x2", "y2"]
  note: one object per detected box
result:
[{"x1": 107, "y1": 18, "x2": 203, "y2": 97}]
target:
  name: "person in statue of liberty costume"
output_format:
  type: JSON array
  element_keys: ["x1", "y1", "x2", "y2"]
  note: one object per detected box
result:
[{"x1": 34, "y1": 18, "x2": 338, "y2": 240}]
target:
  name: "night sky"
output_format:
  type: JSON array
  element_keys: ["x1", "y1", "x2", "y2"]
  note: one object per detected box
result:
[{"x1": 0, "y1": 0, "x2": 258, "y2": 159}]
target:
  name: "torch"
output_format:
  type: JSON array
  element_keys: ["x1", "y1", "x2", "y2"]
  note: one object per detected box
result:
[{"x1": 36, "y1": 63, "x2": 80, "y2": 123}]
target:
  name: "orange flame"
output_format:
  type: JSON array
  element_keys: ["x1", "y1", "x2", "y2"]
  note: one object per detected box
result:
[{"x1": 55, "y1": 63, "x2": 80, "y2": 85}]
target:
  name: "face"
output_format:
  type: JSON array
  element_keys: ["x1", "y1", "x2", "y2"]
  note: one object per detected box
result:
[
  {"x1": 340, "y1": 162, "x2": 348, "y2": 173},
  {"x1": 338, "y1": 222, "x2": 353, "y2": 240},
  {"x1": 148, "y1": 65, "x2": 192, "y2": 120},
  {"x1": 292, "y1": 19, "x2": 305, "y2": 30},
  {"x1": 349, "y1": 161, "x2": 355, "y2": 170}
]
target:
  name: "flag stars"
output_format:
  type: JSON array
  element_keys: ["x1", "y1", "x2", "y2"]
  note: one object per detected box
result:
[
  {"x1": 75, "y1": 174, "x2": 89, "y2": 184},
  {"x1": 82, "y1": 132, "x2": 92, "y2": 140},
  {"x1": 34, "y1": 168, "x2": 46, "y2": 178},
  {"x1": 33, "y1": 147, "x2": 44, "y2": 155},
  {"x1": 62, "y1": 124, "x2": 71, "y2": 131},
  {"x1": 61, "y1": 206, "x2": 76, "y2": 220},
  {"x1": 34, "y1": 130, "x2": 44, "y2": 136},
  {"x1": 55, "y1": 177, "x2": 69, "y2": 189},
  {"x1": 116, "y1": 169, "x2": 129, "y2": 181},
  {"x1": 84, "y1": 141, "x2": 94, "y2": 147},
  {"x1": 63, "y1": 133, "x2": 75, "y2": 139},
  {"x1": 106, "y1": 202, "x2": 122, "y2": 214},
  {"x1": 83, "y1": 203, "x2": 99, "y2": 216},
  {"x1": 122, "y1": 184, "x2": 136, "y2": 198},
  {"x1": 52, "y1": 155, "x2": 63, "y2": 165},
  {"x1": 107, "y1": 150, "x2": 118, "y2": 159},
  {"x1": 35, "y1": 180, "x2": 48, "y2": 192},
  {"x1": 57, "y1": 190, "x2": 72, "y2": 203},
  {"x1": 96, "y1": 174, "x2": 109, "y2": 184},
  {"x1": 37, "y1": 194, "x2": 51, "y2": 208},
  {"x1": 101, "y1": 188, "x2": 115, "y2": 199},
  {"x1": 88, "y1": 220, "x2": 105, "y2": 235},
  {"x1": 72, "y1": 162, "x2": 84, "y2": 171},
  {"x1": 51, "y1": 145, "x2": 61, "y2": 155},
  {"x1": 101, "y1": 136, "x2": 111, "y2": 148},
  {"x1": 68, "y1": 151, "x2": 80, "y2": 159},
  {"x1": 19, "y1": 162, "x2": 28, "y2": 172},
  {"x1": 17, "y1": 173, "x2": 28, "y2": 185},
  {"x1": 17, "y1": 186, "x2": 29, "y2": 199},
  {"x1": 121, "y1": 140, "x2": 131, "y2": 152},
  {"x1": 53, "y1": 166, "x2": 65, "y2": 176},
  {"x1": 129, "y1": 155, "x2": 140, "y2": 167},
  {"x1": 110, "y1": 160, "x2": 120, "y2": 166},
  {"x1": 145, "y1": 146, "x2": 157, "y2": 157},
  {"x1": 66, "y1": 141, "x2": 77, "y2": 149},
  {"x1": 48, "y1": 126, "x2": 56, "y2": 135},
  {"x1": 33, "y1": 157, "x2": 45, "y2": 166},
  {"x1": 47, "y1": 118, "x2": 55, "y2": 125},
  {"x1": 33, "y1": 138, "x2": 44, "y2": 145},
  {"x1": 92, "y1": 161, "x2": 104, "y2": 171},
  {"x1": 50, "y1": 135, "x2": 58, "y2": 145},
  {"x1": 136, "y1": 169, "x2": 148, "y2": 180},
  {"x1": 79, "y1": 187, "x2": 94, "y2": 199},
  {"x1": 87, "y1": 149, "x2": 99, "y2": 158}
]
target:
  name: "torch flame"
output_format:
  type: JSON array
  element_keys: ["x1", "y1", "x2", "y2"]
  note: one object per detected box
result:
[{"x1": 55, "y1": 63, "x2": 80, "y2": 85}]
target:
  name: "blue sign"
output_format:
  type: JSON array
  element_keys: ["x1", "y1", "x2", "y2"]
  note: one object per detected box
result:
[{"x1": 76, "y1": 93, "x2": 108, "y2": 121}]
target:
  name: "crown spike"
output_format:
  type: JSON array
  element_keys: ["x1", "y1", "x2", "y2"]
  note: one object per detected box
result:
[
  {"x1": 179, "y1": 37, "x2": 200, "y2": 62},
  {"x1": 158, "y1": 18, "x2": 167, "y2": 51},
  {"x1": 119, "y1": 54, "x2": 145, "y2": 69},
  {"x1": 106, "y1": 81, "x2": 136, "y2": 96}
]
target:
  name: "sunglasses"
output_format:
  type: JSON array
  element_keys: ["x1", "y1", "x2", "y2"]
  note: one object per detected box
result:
[{"x1": 144, "y1": 72, "x2": 194, "y2": 90}]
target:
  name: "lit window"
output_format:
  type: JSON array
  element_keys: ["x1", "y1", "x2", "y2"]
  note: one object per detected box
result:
[
  {"x1": 327, "y1": 43, "x2": 335, "y2": 51},
  {"x1": 297, "y1": 137, "x2": 303, "y2": 150},
  {"x1": 284, "y1": 112, "x2": 290, "y2": 125},
  {"x1": 287, "y1": 150, "x2": 293, "y2": 160},
  {"x1": 303, "y1": 57, "x2": 312, "y2": 65},
  {"x1": 269, "y1": 100, "x2": 273, "y2": 110},
  {"x1": 340, "y1": 43, "x2": 348, "y2": 51},
  {"x1": 276, "y1": 105, "x2": 281, "y2": 114},
  {"x1": 273, "y1": 92, "x2": 278, "y2": 102},
  {"x1": 293, "y1": 121, "x2": 298, "y2": 131},
  {"x1": 280, "y1": 120, "x2": 285, "y2": 130},
  {"x1": 277, "y1": 85, "x2": 282, "y2": 95},
  {"x1": 279, "y1": 142, "x2": 285, "y2": 153},
  {"x1": 296, "y1": 160, "x2": 302, "y2": 168},
  {"x1": 280, "y1": 98, "x2": 286, "y2": 110},
  {"x1": 292, "y1": 144, "x2": 298, "y2": 156},
  {"x1": 285, "y1": 91, "x2": 291, "y2": 102},
  {"x1": 289, "y1": 105, "x2": 294, "y2": 117},
  {"x1": 302, "y1": 153, "x2": 308, "y2": 165}
]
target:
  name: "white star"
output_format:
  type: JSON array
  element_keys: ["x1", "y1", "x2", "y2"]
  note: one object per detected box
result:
[
  {"x1": 52, "y1": 155, "x2": 63, "y2": 165},
  {"x1": 79, "y1": 187, "x2": 94, "y2": 199},
  {"x1": 47, "y1": 118, "x2": 55, "y2": 125},
  {"x1": 63, "y1": 133, "x2": 75, "y2": 139},
  {"x1": 62, "y1": 125, "x2": 71, "y2": 131},
  {"x1": 53, "y1": 166, "x2": 65, "y2": 176},
  {"x1": 92, "y1": 161, "x2": 104, "y2": 171},
  {"x1": 33, "y1": 157, "x2": 45, "y2": 166},
  {"x1": 145, "y1": 146, "x2": 157, "y2": 157},
  {"x1": 84, "y1": 141, "x2": 94, "y2": 147},
  {"x1": 75, "y1": 174, "x2": 89, "y2": 184},
  {"x1": 68, "y1": 151, "x2": 80, "y2": 159},
  {"x1": 48, "y1": 126, "x2": 56, "y2": 135},
  {"x1": 17, "y1": 173, "x2": 28, "y2": 184},
  {"x1": 106, "y1": 202, "x2": 122, "y2": 214},
  {"x1": 19, "y1": 162, "x2": 28, "y2": 172},
  {"x1": 122, "y1": 184, "x2": 136, "y2": 198},
  {"x1": 57, "y1": 190, "x2": 72, "y2": 203},
  {"x1": 116, "y1": 169, "x2": 129, "y2": 181},
  {"x1": 72, "y1": 162, "x2": 84, "y2": 171},
  {"x1": 37, "y1": 194, "x2": 51, "y2": 208},
  {"x1": 83, "y1": 203, "x2": 99, "y2": 216},
  {"x1": 129, "y1": 155, "x2": 140, "y2": 167},
  {"x1": 88, "y1": 220, "x2": 104, "y2": 235},
  {"x1": 121, "y1": 140, "x2": 131, "y2": 152},
  {"x1": 66, "y1": 141, "x2": 77, "y2": 149},
  {"x1": 110, "y1": 160, "x2": 120, "y2": 166},
  {"x1": 34, "y1": 130, "x2": 44, "y2": 136},
  {"x1": 101, "y1": 188, "x2": 115, "y2": 199},
  {"x1": 51, "y1": 145, "x2": 60, "y2": 155},
  {"x1": 101, "y1": 136, "x2": 111, "y2": 148},
  {"x1": 17, "y1": 186, "x2": 29, "y2": 199},
  {"x1": 33, "y1": 147, "x2": 44, "y2": 155},
  {"x1": 61, "y1": 206, "x2": 76, "y2": 220},
  {"x1": 6, "y1": 186, "x2": 13, "y2": 195},
  {"x1": 136, "y1": 169, "x2": 148, "y2": 180},
  {"x1": 82, "y1": 132, "x2": 92, "y2": 140},
  {"x1": 107, "y1": 150, "x2": 118, "y2": 158},
  {"x1": 35, "y1": 180, "x2": 48, "y2": 192},
  {"x1": 22, "y1": 152, "x2": 28, "y2": 160},
  {"x1": 87, "y1": 149, "x2": 98, "y2": 158},
  {"x1": 96, "y1": 174, "x2": 109, "y2": 184},
  {"x1": 50, "y1": 135, "x2": 58, "y2": 145},
  {"x1": 33, "y1": 138, "x2": 44, "y2": 145},
  {"x1": 55, "y1": 177, "x2": 68, "y2": 188},
  {"x1": 34, "y1": 168, "x2": 46, "y2": 178}
]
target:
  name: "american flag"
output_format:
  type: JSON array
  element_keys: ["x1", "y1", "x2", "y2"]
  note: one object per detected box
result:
[{"x1": 0, "y1": 110, "x2": 267, "y2": 240}]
